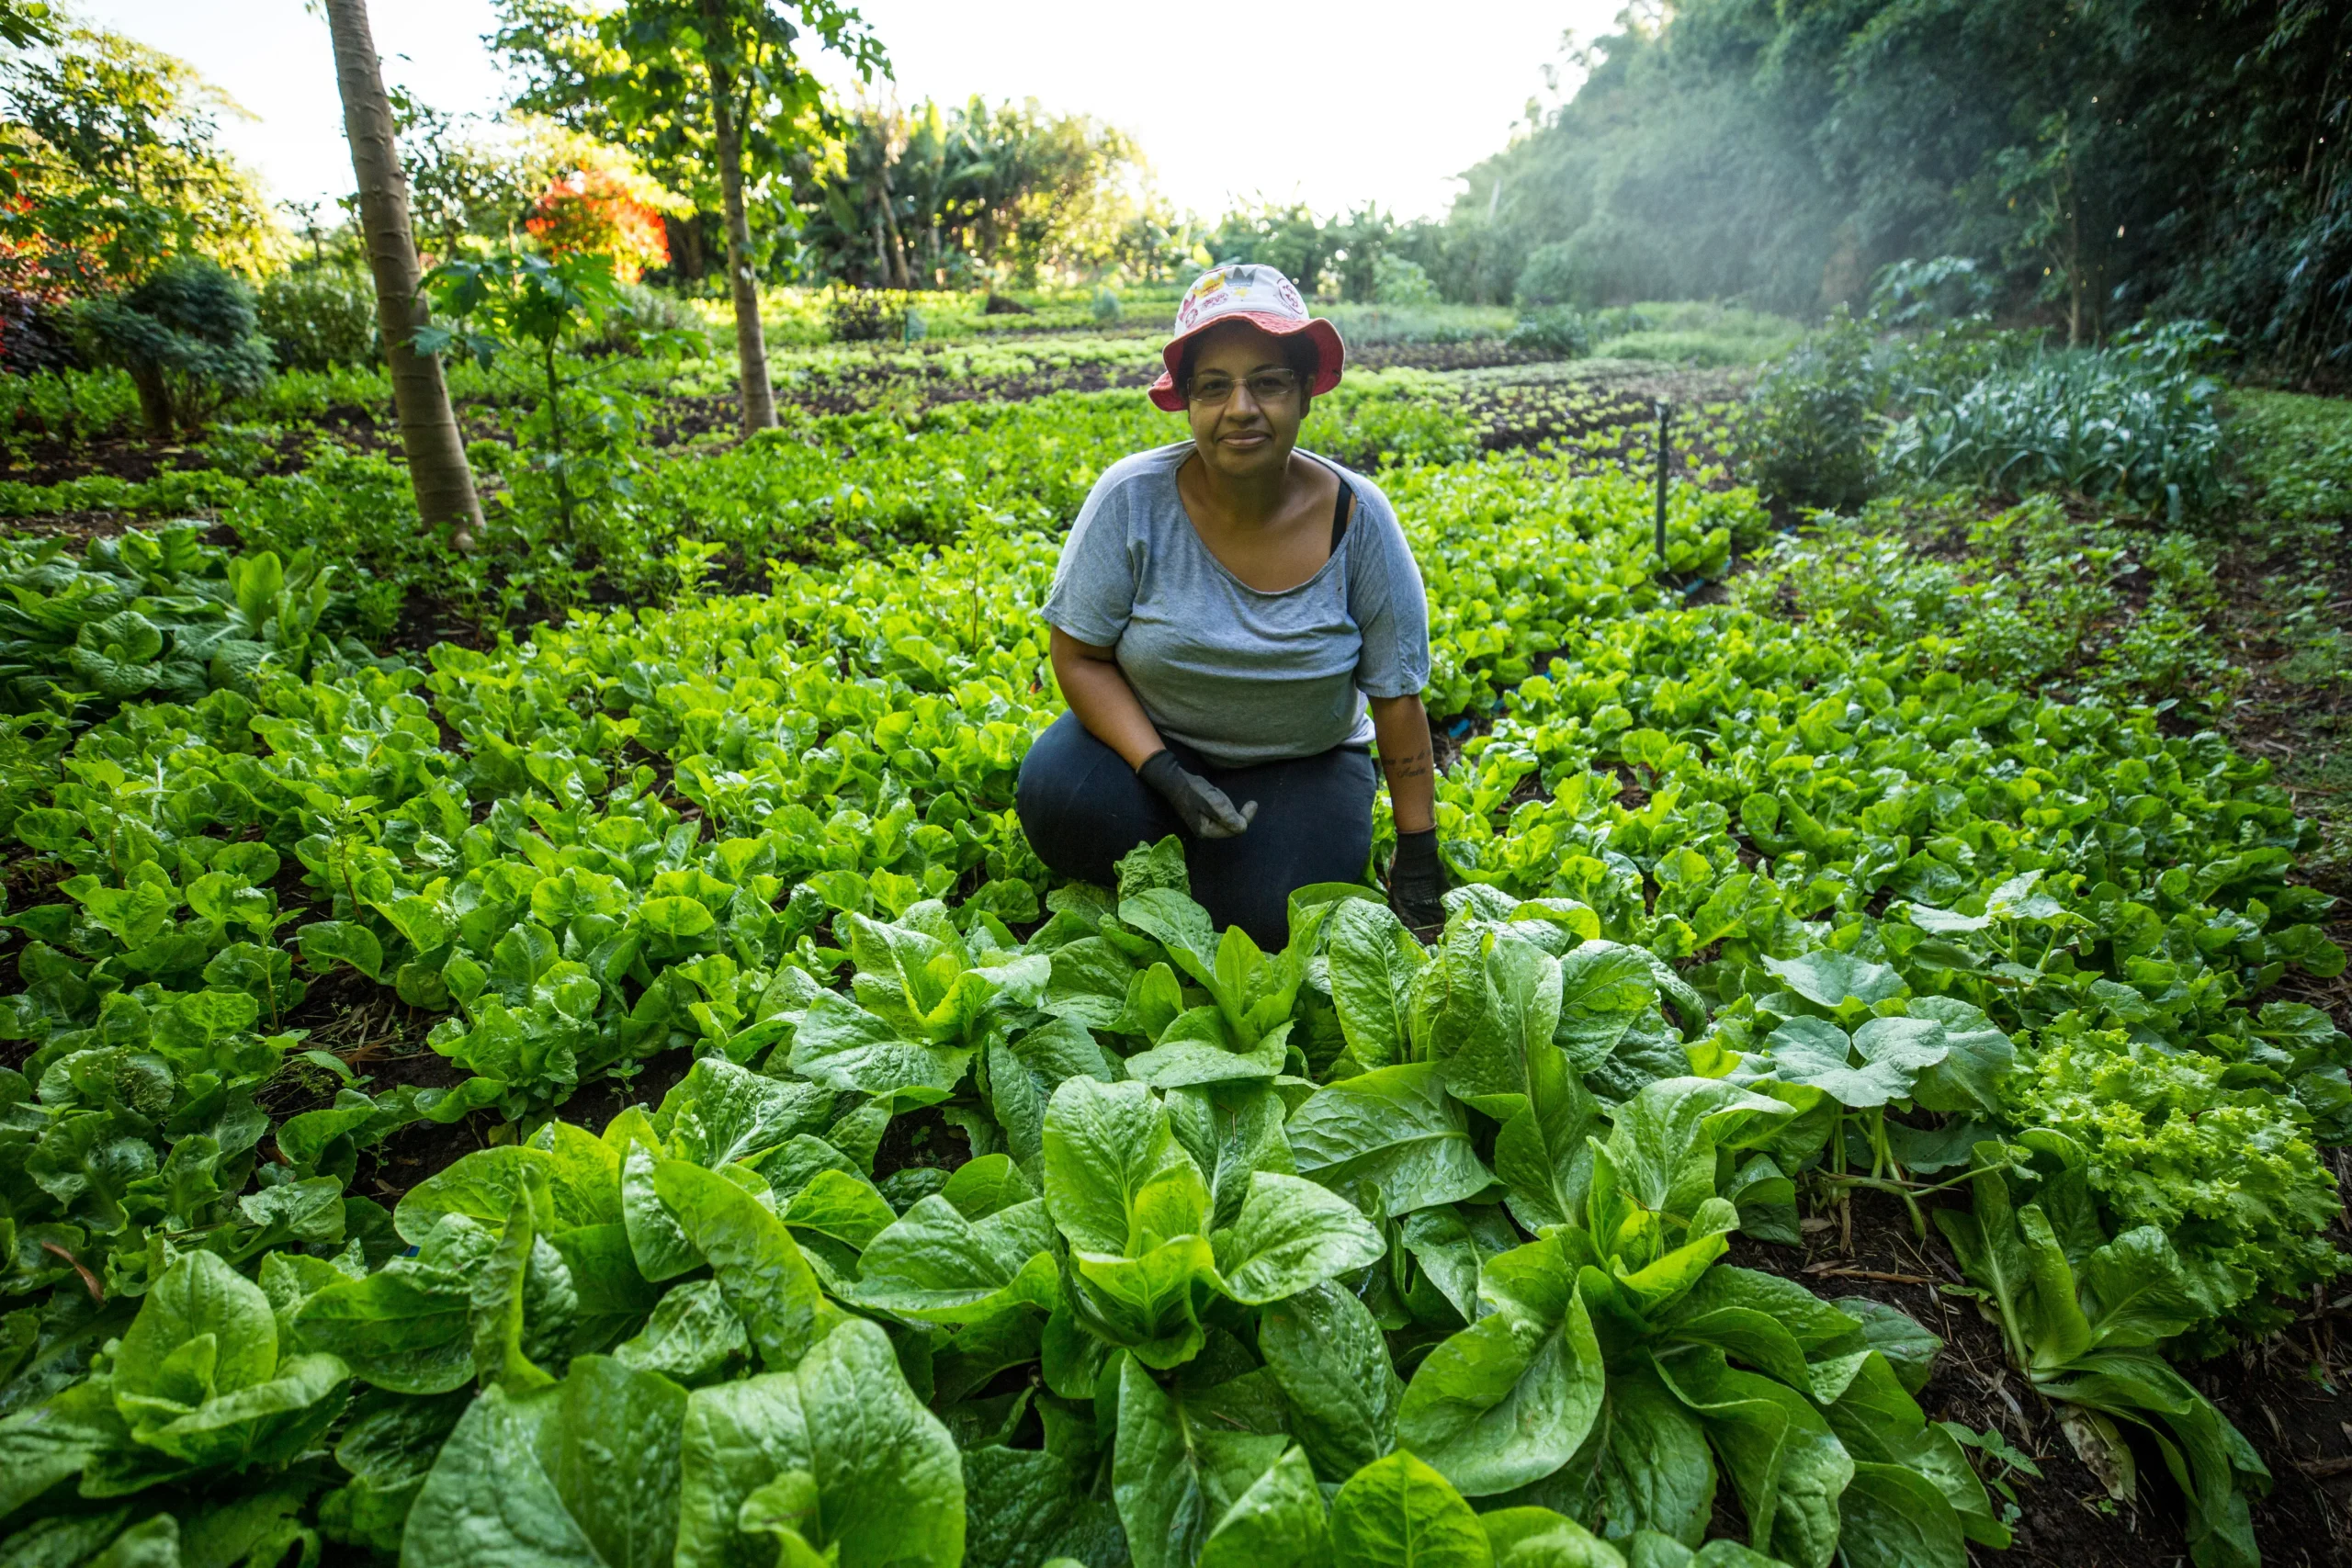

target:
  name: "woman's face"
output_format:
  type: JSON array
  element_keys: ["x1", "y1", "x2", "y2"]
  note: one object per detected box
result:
[{"x1": 1183, "y1": 322, "x2": 1307, "y2": 483}]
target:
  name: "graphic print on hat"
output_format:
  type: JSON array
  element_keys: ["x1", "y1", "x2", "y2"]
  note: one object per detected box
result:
[{"x1": 1175, "y1": 265, "x2": 1308, "y2": 332}]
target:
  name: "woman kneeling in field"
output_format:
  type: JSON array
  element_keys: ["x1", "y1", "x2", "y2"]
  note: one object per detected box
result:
[{"x1": 1014, "y1": 264, "x2": 1446, "y2": 949}]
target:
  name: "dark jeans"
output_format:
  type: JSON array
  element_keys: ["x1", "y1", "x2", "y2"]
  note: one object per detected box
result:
[{"x1": 1015, "y1": 711, "x2": 1376, "y2": 950}]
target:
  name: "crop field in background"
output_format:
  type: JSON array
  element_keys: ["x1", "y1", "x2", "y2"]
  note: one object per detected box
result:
[{"x1": 1, "y1": 299, "x2": 2350, "y2": 1568}]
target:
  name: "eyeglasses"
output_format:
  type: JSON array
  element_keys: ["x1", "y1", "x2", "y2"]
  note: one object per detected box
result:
[{"x1": 1188, "y1": 369, "x2": 1302, "y2": 406}]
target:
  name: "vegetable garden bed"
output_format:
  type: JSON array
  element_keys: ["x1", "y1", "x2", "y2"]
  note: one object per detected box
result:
[{"x1": 0, "y1": 364, "x2": 2347, "y2": 1568}]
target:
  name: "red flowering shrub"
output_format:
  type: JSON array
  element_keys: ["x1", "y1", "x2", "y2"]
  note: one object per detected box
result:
[{"x1": 526, "y1": 168, "x2": 670, "y2": 285}]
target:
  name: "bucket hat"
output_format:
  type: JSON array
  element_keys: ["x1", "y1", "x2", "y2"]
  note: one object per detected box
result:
[{"x1": 1148, "y1": 263, "x2": 1346, "y2": 412}]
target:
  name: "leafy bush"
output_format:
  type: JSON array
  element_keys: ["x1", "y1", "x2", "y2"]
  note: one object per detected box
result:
[
  {"x1": 1514, "y1": 219, "x2": 1667, "y2": 310},
  {"x1": 1867, "y1": 256, "x2": 1998, "y2": 328},
  {"x1": 829, "y1": 288, "x2": 910, "y2": 343},
  {"x1": 1372, "y1": 253, "x2": 1440, "y2": 306},
  {"x1": 1507, "y1": 307, "x2": 1591, "y2": 359},
  {"x1": 1513, "y1": 241, "x2": 1582, "y2": 309},
  {"x1": 256, "y1": 267, "x2": 379, "y2": 372},
  {"x1": 1588, "y1": 306, "x2": 1657, "y2": 338},
  {"x1": 422, "y1": 249, "x2": 684, "y2": 603},
  {"x1": 1880, "y1": 321, "x2": 2231, "y2": 518},
  {"x1": 2229, "y1": 389, "x2": 2352, "y2": 523},
  {"x1": 1738, "y1": 308, "x2": 1878, "y2": 511},
  {"x1": 2006, "y1": 1024, "x2": 2345, "y2": 1332},
  {"x1": 1576, "y1": 303, "x2": 1806, "y2": 368},
  {"x1": 1091, "y1": 287, "x2": 1122, "y2": 323},
  {"x1": 74, "y1": 255, "x2": 274, "y2": 438},
  {"x1": 0, "y1": 287, "x2": 81, "y2": 374}
]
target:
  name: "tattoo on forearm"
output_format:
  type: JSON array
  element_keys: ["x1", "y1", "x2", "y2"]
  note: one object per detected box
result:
[{"x1": 1381, "y1": 746, "x2": 1433, "y2": 783}]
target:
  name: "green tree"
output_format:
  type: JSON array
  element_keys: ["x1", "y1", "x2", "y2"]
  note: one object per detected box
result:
[
  {"x1": 786, "y1": 96, "x2": 1155, "y2": 288},
  {"x1": 421, "y1": 248, "x2": 680, "y2": 547},
  {"x1": 1411, "y1": 0, "x2": 2349, "y2": 372},
  {"x1": 493, "y1": 0, "x2": 887, "y2": 433},
  {"x1": 388, "y1": 87, "x2": 540, "y2": 265},
  {"x1": 78, "y1": 254, "x2": 272, "y2": 437},
  {"x1": 0, "y1": 2, "x2": 55, "y2": 51},
  {"x1": 1332, "y1": 205, "x2": 1395, "y2": 303},
  {"x1": 1207, "y1": 201, "x2": 1339, "y2": 295},
  {"x1": 0, "y1": 21, "x2": 281, "y2": 288}
]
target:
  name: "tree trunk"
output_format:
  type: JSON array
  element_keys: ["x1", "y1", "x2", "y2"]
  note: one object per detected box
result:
[
  {"x1": 700, "y1": 0, "x2": 777, "y2": 434},
  {"x1": 323, "y1": 0, "x2": 483, "y2": 548},
  {"x1": 2064, "y1": 193, "x2": 2084, "y2": 349},
  {"x1": 663, "y1": 213, "x2": 709, "y2": 284},
  {"x1": 128, "y1": 362, "x2": 174, "y2": 441}
]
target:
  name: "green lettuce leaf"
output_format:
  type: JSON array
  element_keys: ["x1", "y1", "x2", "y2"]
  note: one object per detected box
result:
[
  {"x1": 1329, "y1": 1450, "x2": 1492, "y2": 1568},
  {"x1": 401, "y1": 1354, "x2": 688, "y2": 1568},
  {"x1": 673, "y1": 1317, "x2": 963, "y2": 1568},
  {"x1": 1289, "y1": 1064, "x2": 1495, "y2": 1218}
]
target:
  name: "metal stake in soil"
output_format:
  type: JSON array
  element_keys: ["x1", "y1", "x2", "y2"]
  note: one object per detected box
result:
[{"x1": 1654, "y1": 399, "x2": 1673, "y2": 574}]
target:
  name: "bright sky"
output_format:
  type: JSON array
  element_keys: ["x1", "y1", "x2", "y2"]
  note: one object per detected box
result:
[{"x1": 76, "y1": 0, "x2": 1620, "y2": 222}]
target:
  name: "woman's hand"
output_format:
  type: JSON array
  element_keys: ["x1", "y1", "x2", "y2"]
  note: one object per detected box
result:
[
  {"x1": 1389, "y1": 828, "x2": 1447, "y2": 934},
  {"x1": 1049, "y1": 628, "x2": 1258, "y2": 839},
  {"x1": 1139, "y1": 750, "x2": 1258, "y2": 839},
  {"x1": 1370, "y1": 694, "x2": 1445, "y2": 936}
]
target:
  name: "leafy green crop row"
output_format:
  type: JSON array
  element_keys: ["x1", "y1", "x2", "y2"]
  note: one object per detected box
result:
[
  {"x1": 0, "y1": 525, "x2": 393, "y2": 724},
  {"x1": 0, "y1": 378, "x2": 1491, "y2": 630},
  {"x1": 6, "y1": 838, "x2": 2047, "y2": 1568},
  {"x1": 0, "y1": 366, "x2": 1733, "y2": 611},
  {"x1": 0, "y1": 460, "x2": 1754, "y2": 1324},
  {"x1": 1433, "y1": 574, "x2": 2348, "y2": 1337}
]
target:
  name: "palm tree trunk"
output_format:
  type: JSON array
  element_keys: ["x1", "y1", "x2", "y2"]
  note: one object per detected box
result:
[
  {"x1": 877, "y1": 165, "x2": 910, "y2": 290},
  {"x1": 700, "y1": 0, "x2": 777, "y2": 433},
  {"x1": 323, "y1": 0, "x2": 483, "y2": 548}
]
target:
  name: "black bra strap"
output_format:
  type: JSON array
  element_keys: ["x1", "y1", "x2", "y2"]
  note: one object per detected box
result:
[{"x1": 1329, "y1": 481, "x2": 1352, "y2": 552}]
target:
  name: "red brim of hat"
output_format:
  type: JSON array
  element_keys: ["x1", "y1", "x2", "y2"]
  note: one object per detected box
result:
[{"x1": 1147, "y1": 313, "x2": 1346, "y2": 412}]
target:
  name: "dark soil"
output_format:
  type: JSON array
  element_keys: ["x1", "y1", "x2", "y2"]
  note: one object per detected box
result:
[
  {"x1": 870, "y1": 1101, "x2": 976, "y2": 1181},
  {"x1": 1352, "y1": 342, "x2": 1559, "y2": 375},
  {"x1": 1449, "y1": 361, "x2": 1751, "y2": 482}
]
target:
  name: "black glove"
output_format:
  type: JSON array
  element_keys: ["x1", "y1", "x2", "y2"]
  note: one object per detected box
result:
[
  {"x1": 1139, "y1": 750, "x2": 1257, "y2": 840},
  {"x1": 1389, "y1": 828, "x2": 1448, "y2": 937}
]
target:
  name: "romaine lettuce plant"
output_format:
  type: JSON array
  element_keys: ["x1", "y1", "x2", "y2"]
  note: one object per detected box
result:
[{"x1": 1935, "y1": 1135, "x2": 2269, "y2": 1568}]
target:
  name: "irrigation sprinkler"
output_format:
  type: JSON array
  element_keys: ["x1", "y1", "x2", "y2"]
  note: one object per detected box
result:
[{"x1": 1654, "y1": 399, "x2": 1673, "y2": 574}]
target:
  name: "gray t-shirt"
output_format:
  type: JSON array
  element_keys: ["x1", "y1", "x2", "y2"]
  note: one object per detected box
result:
[{"x1": 1042, "y1": 443, "x2": 1430, "y2": 766}]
